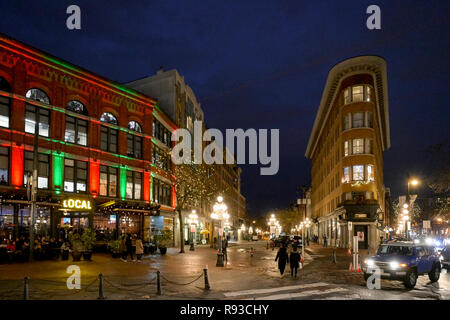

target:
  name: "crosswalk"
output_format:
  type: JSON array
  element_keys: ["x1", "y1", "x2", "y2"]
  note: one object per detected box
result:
[{"x1": 222, "y1": 282, "x2": 357, "y2": 300}]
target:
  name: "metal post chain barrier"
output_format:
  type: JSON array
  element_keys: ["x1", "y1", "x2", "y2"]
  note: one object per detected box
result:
[
  {"x1": 203, "y1": 267, "x2": 210, "y2": 290},
  {"x1": 102, "y1": 277, "x2": 156, "y2": 291},
  {"x1": 156, "y1": 271, "x2": 162, "y2": 296},
  {"x1": 98, "y1": 274, "x2": 105, "y2": 300},
  {"x1": 23, "y1": 277, "x2": 29, "y2": 300}
]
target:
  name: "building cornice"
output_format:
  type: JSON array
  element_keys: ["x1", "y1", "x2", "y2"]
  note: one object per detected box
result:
[{"x1": 305, "y1": 56, "x2": 390, "y2": 159}]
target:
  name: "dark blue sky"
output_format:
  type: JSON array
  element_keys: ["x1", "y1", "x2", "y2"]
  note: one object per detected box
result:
[{"x1": 1, "y1": 1, "x2": 449, "y2": 217}]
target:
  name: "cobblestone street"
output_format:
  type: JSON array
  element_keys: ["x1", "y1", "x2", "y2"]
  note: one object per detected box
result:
[{"x1": 0, "y1": 241, "x2": 448, "y2": 300}]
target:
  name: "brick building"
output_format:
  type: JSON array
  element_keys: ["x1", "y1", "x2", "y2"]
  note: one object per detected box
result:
[
  {"x1": 305, "y1": 56, "x2": 391, "y2": 250},
  {"x1": 0, "y1": 33, "x2": 177, "y2": 243}
]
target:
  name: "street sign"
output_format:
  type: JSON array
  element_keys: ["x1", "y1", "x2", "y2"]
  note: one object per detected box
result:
[
  {"x1": 423, "y1": 220, "x2": 431, "y2": 229},
  {"x1": 357, "y1": 231, "x2": 364, "y2": 241},
  {"x1": 348, "y1": 222, "x2": 353, "y2": 231}
]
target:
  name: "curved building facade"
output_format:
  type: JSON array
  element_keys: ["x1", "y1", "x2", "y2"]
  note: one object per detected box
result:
[{"x1": 305, "y1": 56, "x2": 390, "y2": 250}]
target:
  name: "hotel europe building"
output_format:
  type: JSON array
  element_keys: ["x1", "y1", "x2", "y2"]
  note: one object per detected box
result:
[
  {"x1": 305, "y1": 56, "x2": 391, "y2": 250},
  {"x1": 0, "y1": 33, "x2": 178, "y2": 243},
  {"x1": 127, "y1": 69, "x2": 247, "y2": 245}
]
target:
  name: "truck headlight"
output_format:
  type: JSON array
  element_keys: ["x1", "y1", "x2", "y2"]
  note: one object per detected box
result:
[
  {"x1": 390, "y1": 261, "x2": 399, "y2": 269},
  {"x1": 365, "y1": 259, "x2": 374, "y2": 267}
]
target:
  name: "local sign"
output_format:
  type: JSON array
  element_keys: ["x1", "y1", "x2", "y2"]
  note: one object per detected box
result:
[{"x1": 62, "y1": 199, "x2": 92, "y2": 210}]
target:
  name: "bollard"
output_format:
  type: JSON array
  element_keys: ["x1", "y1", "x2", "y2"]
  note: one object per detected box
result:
[
  {"x1": 156, "y1": 271, "x2": 162, "y2": 295},
  {"x1": 203, "y1": 266, "x2": 210, "y2": 290},
  {"x1": 98, "y1": 273, "x2": 105, "y2": 300},
  {"x1": 23, "y1": 277, "x2": 29, "y2": 300},
  {"x1": 266, "y1": 242, "x2": 269, "y2": 250},
  {"x1": 333, "y1": 250, "x2": 337, "y2": 264}
]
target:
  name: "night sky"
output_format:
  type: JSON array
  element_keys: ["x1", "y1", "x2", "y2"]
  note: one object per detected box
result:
[{"x1": 1, "y1": 1, "x2": 449, "y2": 217}]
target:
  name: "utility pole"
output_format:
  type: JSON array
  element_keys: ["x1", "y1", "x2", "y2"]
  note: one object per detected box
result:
[{"x1": 29, "y1": 110, "x2": 39, "y2": 262}]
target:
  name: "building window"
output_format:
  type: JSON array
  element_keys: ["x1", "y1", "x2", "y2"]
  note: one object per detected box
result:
[
  {"x1": 352, "y1": 112, "x2": 365, "y2": 128},
  {"x1": 343, "y1": 85, "x2": 373, "y2": 104},
  {"x1": 127, "y1": 121, "x2": 142, "y2": 159},
  {"x1": 64, "y1": 159, "x2": 87, "y2": 193},
  {"x1": 352, "y1": 165, "x2": 364, "y2": 181},
  {"x1": 153, "y1": 118, "x2": 171, "y2": 147},
  {"x1": 0, "y1": 146, "x2": 9, "y2": 185},
  {"x1": 126, "y1": 170, "x2": 142, "y2": 200},
  {"x1": 343, "y1": 167, "x2": 350, "y2": 183},
  {"x1": 65, "y1": 101, "x2": 88, "y2": 146},
  {"x1": 365, "y1": 138, "x2": 372, "y2": 154},
  {"x1": 100, "y1": 112, "x2": 118, "y2": 153},
  {"x1": 99, "y1": 165, "x2": 117, "y2": 197},
  {"x1": 344, "y1": 140, "x2": 349, "y2": 156},
  {"x1": 344, "y1": 111, "x2": 373, "y2": 131},
  {"x1": 367, "y1": 165, "x2": 375, "y2": 182},
  {"x1": 26, "y1": 88, "x2": 50, "y2": 104},
  {"x1": 0, "y1": 96, "x2": 10, "y2": 128},
  {"x1": 152, "y1": 178, "x2": 172, "y2": 206},
  {"x1": 344, "y1": 113, "x2": 351, "y2": 130},
  {"x1": 152, "y1": 145, "x2": 170, "y2": 171},
  {"x1": 24, "y1": 151, "x2": 49, "y2": 189},
  {"x1": 352, "y1": 139, "x2": 364, "y2": 154},
  {"x1": 25, "y1": 104, "x2": 50, "y2": 137}
]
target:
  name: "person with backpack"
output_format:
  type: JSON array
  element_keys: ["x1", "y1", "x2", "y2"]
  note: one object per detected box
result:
[
  {"x1": 275, "y1": 244, "x2": 289, "y2": 278},
  {"x1": 289, "y1": 246, "x2": 301, "y2": 278}
]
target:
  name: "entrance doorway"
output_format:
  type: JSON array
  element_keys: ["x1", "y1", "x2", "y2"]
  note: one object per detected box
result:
[{"x1": 354, "y1": 225, "x2": 368, "y2": 249}]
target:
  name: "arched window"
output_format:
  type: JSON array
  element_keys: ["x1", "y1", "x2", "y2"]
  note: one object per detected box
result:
[
  {"x1": 127, "y1": 121, "x2": 142, "y2": 159},
  {"x1": 128, "y1": 120, "x2": 142, "y2": 133},
  {"x1": 25, "y1": 88, "x2": 50, "y2": 137},
  {"x1": 26, "y1": 88, "x2": 50, "y2": 104},
  {"x1": 0, "y1": 77, "x2": 11, "y2": 128},
  {"x1": 100, "y1": 112, "x2": 117, "y2": 124},
  {"x1": 65, "y1": 101, "x2": 88, "y2": 146},
  {"x1": 0, "y1": 77, "x2": 11, "y2": 92},
  {"x1": 100, "y1": 112, "x2": 118, "y2": 153},
  {"x1": 67, "y1": 100, "x2": 88, "y2": 115}
]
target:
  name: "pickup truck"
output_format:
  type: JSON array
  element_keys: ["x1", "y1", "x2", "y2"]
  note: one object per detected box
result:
[{"x1": 362, "y1": 242, "x2": 441, "y2": 289}]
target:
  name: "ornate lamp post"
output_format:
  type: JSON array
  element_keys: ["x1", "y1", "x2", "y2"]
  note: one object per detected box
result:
[
  {"x1": 210, "y1": 196, "x2": 229, "y2": 267},
  {"x1": 300, "y1": 218, "x2": 312, "y2": 259},
  {"x1": 188, "y1": 210, "x2": 198, "y2": 251}
]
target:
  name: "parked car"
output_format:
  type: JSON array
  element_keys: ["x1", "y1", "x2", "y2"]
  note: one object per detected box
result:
[
  {"x1": 362, "y1": 242, "x2": 441, "y2": 289},
  {"x1": 440, "y1": 245, "x2": 450, "y2": 270}
]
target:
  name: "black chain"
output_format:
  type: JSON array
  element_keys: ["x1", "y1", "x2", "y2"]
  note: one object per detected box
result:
[{"x1": 160, "y1": 273, "x2": 203, "y2": 286}]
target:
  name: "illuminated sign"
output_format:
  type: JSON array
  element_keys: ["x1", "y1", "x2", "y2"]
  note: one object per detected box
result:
[{"x1": 62, "y1": 199, "x2": 92, "y2": 210}]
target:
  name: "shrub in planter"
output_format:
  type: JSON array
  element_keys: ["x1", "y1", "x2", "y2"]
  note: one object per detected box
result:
[
  {"x1": 108, "y1": 239, "x2": 122, "y2": 258},
  {"x1": 155, "y1": 229, "x2": 173, "y2": 255},
  {"x1": 69, "y1": 233, "x2": 83, "y2": 261},
  {"x1": 81, "y1": 229, "x2": 96, "y2": 261}
]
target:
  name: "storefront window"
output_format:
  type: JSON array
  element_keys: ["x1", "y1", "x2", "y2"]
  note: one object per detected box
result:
[
  {"x1": 0, "y1": 146, "x2": 9, "y2": 185},
  {"x1": 120, "y1": 215, "x2": 140, "y2": 236},
  {"x1": 0, "y1": 205, "x2": 14, "y2": 238}
]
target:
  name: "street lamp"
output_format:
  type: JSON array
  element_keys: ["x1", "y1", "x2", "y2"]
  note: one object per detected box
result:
[
  {"x1": 210, "y1": 196, "x2": 228, "y2": 267},
  {"x1": 405, "y1": 177, "x2": 420, "y2": 240},
  {"x1": 268, "y1": 214, "x2": 277, "y2": 239},
  {"x1": 188, "y1": 210, "x2": 198, "y2": 251},
  {"x1": 300, "y1": 218, "x2": 312, "y2": 259}
]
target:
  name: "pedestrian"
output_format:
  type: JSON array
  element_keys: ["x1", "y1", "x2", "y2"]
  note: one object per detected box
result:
[
  {"x1": 250, "y1": 247, "x2": 254, "y2": 257},
  {"x1": 275, "y1": 244, "x2": 289, "y2": 278},
  {"x1": 125, "y1": 233, "x2": 135, "y2": 262},
  {"x1": 289, "y1": 246, "x2": 301, "y2": 278},
  {"x1": 222, "y1": 237, "x2": 228, "y2": 264},
  {"x1": 323, "y1": 235, "x2": 328, "y2": 248},
  {"x1": 120, "y1": 235, "x2": 127, "y2": 262},
  {"x1": 135, "y1": 236, "x2": 144, "y2": 263}
]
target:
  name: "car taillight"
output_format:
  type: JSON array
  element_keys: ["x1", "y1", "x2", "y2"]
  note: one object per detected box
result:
[{"x1": 400, "y1": 263, "x2": 407, "y2": 267}]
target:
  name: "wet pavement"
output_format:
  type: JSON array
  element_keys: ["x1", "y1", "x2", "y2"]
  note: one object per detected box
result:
[{"x1": 0, "y1": 241, "x2": 448, "y2": 300}]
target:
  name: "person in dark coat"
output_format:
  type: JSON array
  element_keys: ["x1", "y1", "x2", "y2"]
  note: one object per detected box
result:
[
  {"x1": 125, "y1": 233, "x2": 135, "y2": 262},
  {"x1": 275, "y1": 244, "x2": 289, "y2": 277},
  {"x1": 289, "y1": 246, "x2": 301, "y2": 278}
]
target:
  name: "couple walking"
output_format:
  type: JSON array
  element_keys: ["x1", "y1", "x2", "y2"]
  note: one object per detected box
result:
[{"x1": 275, "y1": 244, "x2": 302, "y2": 278}]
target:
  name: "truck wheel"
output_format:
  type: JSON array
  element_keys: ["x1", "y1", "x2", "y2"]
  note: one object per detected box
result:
[
  {"x1": 404, "y1": 269, "x2": 417, "y2": 289},
  {"x1": 428, "y1": 263, "x2": 441, "y2": 282}
]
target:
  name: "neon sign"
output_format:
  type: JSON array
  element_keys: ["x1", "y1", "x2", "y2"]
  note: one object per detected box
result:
[{"x1": 63, "y1": 199, "x2": 92, "y2": 210}]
